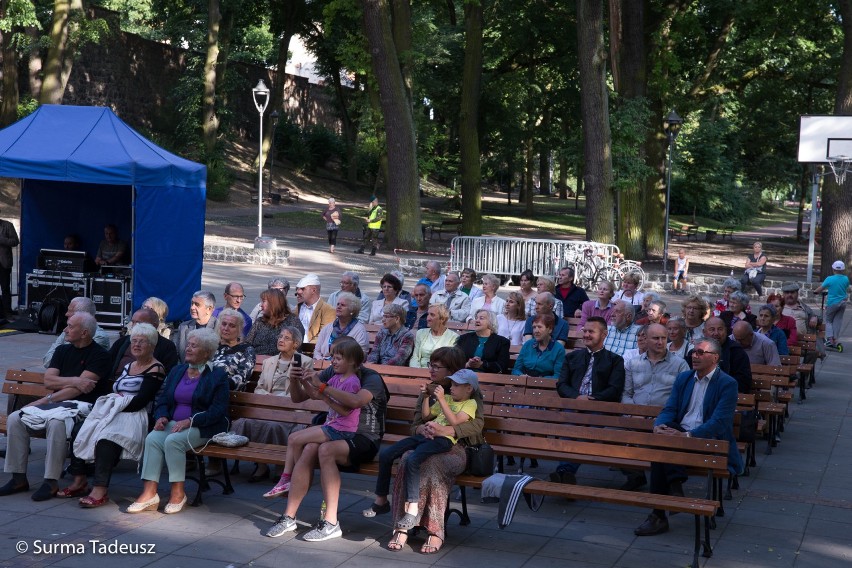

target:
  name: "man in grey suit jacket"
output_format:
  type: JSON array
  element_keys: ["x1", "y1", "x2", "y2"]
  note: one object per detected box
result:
[{"x1": 174, "y1": 290, "x2": 219, "y2": 362}]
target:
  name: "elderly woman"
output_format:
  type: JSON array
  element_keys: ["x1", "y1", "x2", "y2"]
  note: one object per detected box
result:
[
  {"x1": 467, "y1": 273, "x2": 506, "y2": 321},
  {"x1": 63, "y1": 324, "x2": 166, "y2": 507},
  {"x1": 247, "y1": 288, "x2": 304, "y2": 356},
  {"x1": 314, "y1": 291, "x2": 369, "y2": 359},
  {"x1": 636, "y1": 298, "x2": 668, "y2": 326},
  {"x1": 328, "y1": 271, "x2": 372, "y2": 324},
  {"x1": 634, "y1": 292, "x2": 658, "y2": 323},
  {"x1": 174, "y1": 290, "x2": 219, "y2": 362},
  {"x1": 367, "y1": 303, "x2": 415, "y2": 365},
  {"x1": 369, "y1": 273, "x2": 409, "y2": 325},
  {"x1": 721, "y1": 291, "x2": 757, "y2": 330},
  {"x1": 613, "y1": 272, "x2": 645, "y2": 310},
  {"x1": 322, "y1": 197, "x2": 342, "y2": 253},
  {"x1": 249, "y1": 278, "x2": 291, "y2": 322},
  {"x1": 410, "y1": 304, "x2": 459, "y2": 368},
  {"x1": 127, "y1": 328, "x2": 229, "y2": 515},
  {"x1": 497, "y1": 291, "x2": 527, "y2": 346},
  {"x1": 526, "y1": 275, "x2": 564, "y2": 318},
  {"x1": 666, "y1": 318, "x2": 690, "y2": 358},
  {"x1": 741, "y1": 241, "x2": 768, "y2": 297},
  {"x1": 518, "y1": 269, "x2": 537, "y2": 306},
  {"x1": 211, "y1": 308, "x2": 257, "y2": 391},
  {"x1": 457, "y1": 309, "x2": 511, "y2": 374},
  {"x1": 579, "y1": 280, "x2": 616, "y2": 325},
  {"x1": 141, "y1": 296, "x2": 171, "y2": 339},
  {"x1": 681, "y1": 294, "x2": 710, "y2": 346},
  {"x1": 512, "y1": 313, "x2": 565, "y2": 379},
  {"x1": 756, "y1": 304, "x2": 790, "y2": 356},
  {"x1": 460, "y1": 267, "x2": 483, "y2": 301},
  {"x1": 385, "y1": 346, "x2": 484, "y2": 554},
  {"x1": 232, "y1": 326, "x2": 314, "y2": 482},
  {"x1": 713, "y1": 278, "x2": 743, "y2": 317},
  {"x1": 767, "y1": 293, "x2": 798, "y2": 344}
]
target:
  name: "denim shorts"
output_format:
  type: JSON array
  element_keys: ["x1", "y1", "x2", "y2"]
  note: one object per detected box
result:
[{"x1": 323, "y1": 425, "x2": 356, "y2": 441}]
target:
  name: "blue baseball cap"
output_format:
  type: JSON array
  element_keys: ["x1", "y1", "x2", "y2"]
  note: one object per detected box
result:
[{"x1": 449, "y1": 369, "x2": 479, "y2": 391}]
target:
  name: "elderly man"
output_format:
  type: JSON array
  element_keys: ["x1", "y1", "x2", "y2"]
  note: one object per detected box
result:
[
  {"x1": 417, "y1": 261, "x2": 446, "y2": 295},
  {"x1": 732, "y1": 321, "x2": 780, "y2": 366},
  {"x1": 604, "y1": 300, "x2": 639, "y2": 356},
  {"x1": 295, "y1": 273, "x2": 335, "y2": 343},
  {"x1": 250, "y1": 277, "x2": 290, "y2": 322},
  {"x1": 551, "y1": 316, "x2": 625, "y2": 484},
  {"x1": 621, "y1": 323, "x2": 690, "y2": 490},
  {"x1": 692, "y1": 317, "x2": 752, "y2": 393},
  {"x1": 406, "y1": 284, "x2": 431, "y2": 330},
  {"x1": 0, "y1": 209, "x2": 19, "y2": 318},
  {"x1": 634, "y1": 337, "x2": 743, "y2": 537},
  {"x1": 107, "y1": 308, "x2": 179, "y2": 379},
  {"x1": 328, "y1": 271, "x2": 371, "y2": 324},
  {"x1": 780, "y1": 282, "x2": 819, "y2": 338},
  {"x1": 43, "y1": 297, "x2": 111, "y2": 367},
  {"x1": 523, "y1": 292, "x2": 569, "y2": 345},
  {"x1": 637, "y1": 300, "x2": 667, "y2": 326},
  {"x1": 174, "y1": 290, "x2": 220, "y2": 362},
  {"x1": 430, "y1": 271, "x2": 471, "y2": 323},
  {"x1": 212, "y1": 282, "x2": 252, "y2": 337},
  {"x1": 555, "y1": 266, "x2": 589, "y2": 320},
  {"x1": 1, "y1": 313, "x2": 112, "y2": 501}
]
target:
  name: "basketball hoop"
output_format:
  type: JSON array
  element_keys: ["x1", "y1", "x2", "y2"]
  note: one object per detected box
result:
[{"x1": 827, "y1": 155, "x2": 852, "y2": 185}]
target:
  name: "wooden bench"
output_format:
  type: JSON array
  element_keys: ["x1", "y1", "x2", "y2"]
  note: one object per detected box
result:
[
  {"x1": 426, "y1": 217, "x2": 463, "y2": 240},
  {"x1": 1, "y1": 370, "x2": 53, "y2": 435},
  {"x1": 719, "y1": 226, "x2": 734, "y2": 240}
]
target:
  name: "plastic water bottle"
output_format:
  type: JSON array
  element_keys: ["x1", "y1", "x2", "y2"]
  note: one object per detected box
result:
[
  {"x1": 320, "y1": 500, "x2": 327, "y2": 520},
  {"x1": 730, "y1": 269, "x2": 734, "y2": 276}
]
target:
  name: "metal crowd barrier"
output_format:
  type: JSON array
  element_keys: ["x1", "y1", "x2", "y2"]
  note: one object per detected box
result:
[{"x1": 449, "y1": 236, "x2": 621, "y2": 278}]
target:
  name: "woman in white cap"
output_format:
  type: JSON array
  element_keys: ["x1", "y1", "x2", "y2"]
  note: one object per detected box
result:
[{"x1": 815, "y1": 260, "x2": 851, "y2": 348}]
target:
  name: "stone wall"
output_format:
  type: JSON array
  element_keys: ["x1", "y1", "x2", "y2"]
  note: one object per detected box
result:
[
  {"x1": 642, "y1": 272, "x2": 819, "y2": 302},
  {"x1": 60, "y1": 7, "x2": 341, "y2": 137},
  {"x1": 203, "y1": 244, "x2": 290, "y2": 267}
]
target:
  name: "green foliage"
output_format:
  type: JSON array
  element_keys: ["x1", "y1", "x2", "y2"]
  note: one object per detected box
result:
[
  {"x1": 204, "y1": 155, "x2": 234, "y2": 201},
  {"x1": 273, "y1": 116, "x2": 345, "y2": 172},
  {"x1": 16, "y1": 97, "x2": 38, "y2": 120},
  {"x1": 610, "y1": 96, "x2": 654, "y2": 192}
]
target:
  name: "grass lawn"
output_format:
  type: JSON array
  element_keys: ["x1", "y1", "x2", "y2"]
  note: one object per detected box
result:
[{"x1": 670, "y1": 203, "x2": 797, "y2": 232}]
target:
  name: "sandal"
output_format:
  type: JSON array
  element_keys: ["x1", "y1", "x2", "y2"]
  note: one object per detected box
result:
[
  {"x1": 79, "y1": 494, "x2": 109, "y2": 508},
  {"x1": 420, "y1": 534, "x2": 443, "y2": 555},
  {"x1": 363, "y1": 501, "x2": 391, "y2": 518},
  {"x1": 387, "y1": 530, "x2": 408, "y2": 551},
  {"x1": 396, "y1": 512, "x2": 418, "y2": 530},
  {"x1": 57, "y1": 485, "x2": 88, "y2": 498}
]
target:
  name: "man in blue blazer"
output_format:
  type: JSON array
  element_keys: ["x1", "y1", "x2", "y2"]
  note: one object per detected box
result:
[{"x1": 634, "y1": 337, "x2": 744, "y2": 536}]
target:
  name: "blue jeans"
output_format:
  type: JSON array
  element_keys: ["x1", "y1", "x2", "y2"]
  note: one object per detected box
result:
[{"x1": 375, "y1": 434, "x2": 453, "y2": 502}]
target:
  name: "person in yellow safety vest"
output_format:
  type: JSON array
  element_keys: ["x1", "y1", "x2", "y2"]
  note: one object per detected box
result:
[{"x1": 356, "y1": 196, "x2": 383, "y2": 256}]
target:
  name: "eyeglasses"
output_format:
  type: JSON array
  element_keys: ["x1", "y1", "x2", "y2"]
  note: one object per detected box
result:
[{"x1": 692, "y1": 349, "x2": 718, "y2": 356}]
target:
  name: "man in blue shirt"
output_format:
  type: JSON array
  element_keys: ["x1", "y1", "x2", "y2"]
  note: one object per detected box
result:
[{"x1": 212, "y1": 282, "x2": 252, "y2": 337}]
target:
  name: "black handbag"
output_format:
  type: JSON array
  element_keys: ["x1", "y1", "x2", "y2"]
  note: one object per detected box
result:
[
  {"x1": 466, "y1": 443, "x2": 495, "y2": 476},
  {"x1": 737, "y1": 409, "x2": 759, "y2": 443}
]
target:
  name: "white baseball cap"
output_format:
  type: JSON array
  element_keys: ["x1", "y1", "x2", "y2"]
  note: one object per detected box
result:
[{"x1": 832, "y1": 260, "x2": 846, "y2": 271}]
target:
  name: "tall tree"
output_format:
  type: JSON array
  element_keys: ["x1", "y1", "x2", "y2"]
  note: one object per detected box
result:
[
  {"x1": 823, "y1": 0, "x2": 852, "y2": 274},
  {"x1": 202, "y1": 0, "x2": 221, "y2": 156},
  {"x1": 577, "y1": 0, "x2": 613, "y2": 242},
  {"x1": 360, "y1": 0, "x2": 422, "y2": 248},
  {"x1": 40, "y1": 0, "x2": 82, "y2": 104},
  {"x1": 458, "y1": 0, "x2": 484, "y2": 235}
]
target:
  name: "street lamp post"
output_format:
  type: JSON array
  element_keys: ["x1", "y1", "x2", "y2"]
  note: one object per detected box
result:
[
  {"x1": 268, "y1": 110, "x2": 280, "y2": 201},
  {"x1": 662, "y1": 109, "x2": 682, "y2": 274},
  {"x1": 252, "y1": 79, "x2": 270, "y2": 248}
]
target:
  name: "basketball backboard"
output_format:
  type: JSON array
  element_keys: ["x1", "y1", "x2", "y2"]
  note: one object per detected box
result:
[{"x1": 798, "y1": 115, "x2": 852, "y2": 163}]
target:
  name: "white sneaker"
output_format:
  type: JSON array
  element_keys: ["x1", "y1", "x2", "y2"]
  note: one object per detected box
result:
[
  {"x1": 265, "y1": 515, "x2": 297, "y2": 538},
  {"x1": 303, "y1": 520, "x2": 342, "y2": 542}
]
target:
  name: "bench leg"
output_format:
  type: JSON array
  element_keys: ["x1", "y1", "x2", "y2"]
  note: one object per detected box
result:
[
  {"x1": 230, "y1": 459, "x2": 240, "y2": 475},
  {"x1": 445, "y1": 486, "x2": 471, "y2": 526},
  {"x1": 715, "y1": 478, "x2": 725, "y2": 517},
  {"x1": 221, "y1": 461, "x2": 235, "y2": 495},
  {"x1": 798, "y1": 371, "x2": 807, "y2": 403},
  {"x1": 702, "y1": 515, "x2": 714, "y2": 558}
]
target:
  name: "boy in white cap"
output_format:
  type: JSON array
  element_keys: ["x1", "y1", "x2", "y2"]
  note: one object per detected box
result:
[
  {"x1": 815, "y1": 261, "x2": 851, "y2": 348},
  {"x1": 363, "y1": 369, "x2": 479, "y2": 547}
]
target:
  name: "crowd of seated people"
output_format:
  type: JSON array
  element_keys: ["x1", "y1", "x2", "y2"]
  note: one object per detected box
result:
[{"x1": 0, "y1": 258, "x2": 826, "y2": 551}]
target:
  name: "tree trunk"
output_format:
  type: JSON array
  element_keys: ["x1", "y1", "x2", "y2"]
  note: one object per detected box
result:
[
  {"x1": 611, "y1": 0, "x2": 646, "y2": 259},
  {"x1": 0, "y1": 0, "x2": 19, "y2": 128},
  {"x1": 389, "y1": 0, "x2": 413, "y2": 107},
  {"x1": 458, "y1": 1, "x2": 484, "y2": 236},
  {"x1": 823, "y1": 0, "x2": 852, "y2": 275},
  {"x1": 361, "y1": 0, "x2": 422, "y2": 249},
  {"x1": 366, "y1": 76, "x2": 389, "y2": 193},
  {"x1": 27, "y1": 25, "x2": 41, "y2": 98},
  {"x1": 57, "y1": 0, "x2": 82, "y2": 98},
  {"x1": 259, "y1": 0, "x2": 305, "y2": 172},
  {"x1": 524, "y1": 135, "x2": 534, "y2": 217},
  {"x1": 40, "y1": 0, "x2": 73, "y2": 104},
  {"x1": 558, "y1": 148, "x2": 569, "y2": 199},
  {"x1": 202, "y1": 0, "x2": 221, "y2": 157},
  {"x1": 577, "y1": 0, "x2": 613, "y2": 242},
  {"x1": 796, "y1": 168, "x2": 808, "y2": 243}
]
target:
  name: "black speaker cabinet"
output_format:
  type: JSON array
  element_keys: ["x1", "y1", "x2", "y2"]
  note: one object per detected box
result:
[{"x1": 90, "y1": 276, "x2": 132, "y2": 329}]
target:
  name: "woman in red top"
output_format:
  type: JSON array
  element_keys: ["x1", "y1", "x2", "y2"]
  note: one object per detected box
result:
[{"x1": 767, "y1": 293, "x2": 798, "y2": 344}]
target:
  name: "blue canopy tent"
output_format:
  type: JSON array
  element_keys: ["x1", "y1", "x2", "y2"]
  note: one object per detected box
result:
[{"x1": 0, "y1": 105, "x2": 206, "y2": 322}]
